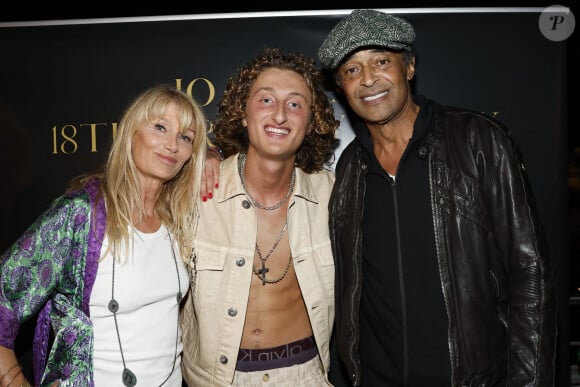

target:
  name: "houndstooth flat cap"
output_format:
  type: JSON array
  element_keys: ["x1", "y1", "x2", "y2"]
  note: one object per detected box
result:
[{"x1": 318, "y1": 9, "x2": 415, "y2": 70}]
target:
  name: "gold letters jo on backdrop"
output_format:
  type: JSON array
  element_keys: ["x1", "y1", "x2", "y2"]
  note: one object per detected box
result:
[{"x1": 51, "y1": 78, "x2": 215, "y2": 155}]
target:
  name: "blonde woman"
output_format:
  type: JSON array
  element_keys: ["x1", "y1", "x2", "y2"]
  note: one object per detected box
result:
[{"x1": 0, "y1": 84, "x2": 207, "y2": 386}]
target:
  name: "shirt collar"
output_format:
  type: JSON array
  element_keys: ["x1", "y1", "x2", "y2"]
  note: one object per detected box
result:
[{"x1": 215, "y1": 153, "x2": 319, "y2": 206}]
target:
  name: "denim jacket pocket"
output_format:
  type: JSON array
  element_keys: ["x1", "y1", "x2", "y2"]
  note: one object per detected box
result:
[
  {"x1": 191, "y1": 244, "x2": 229, "y2": 307},
  {"x1": 194, "y1": 244, "x2": 227, "y2": 271}
]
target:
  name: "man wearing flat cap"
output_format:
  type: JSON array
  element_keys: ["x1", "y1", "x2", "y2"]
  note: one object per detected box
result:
[{"x1": 319, "y1": 9, "x2": 557, "y2": 387}]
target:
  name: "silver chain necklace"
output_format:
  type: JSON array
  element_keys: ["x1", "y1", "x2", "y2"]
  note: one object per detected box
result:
[
  {"x1": 239, "y1": 153, "x2": 296, "y2": 211},
  {"x1": 108, "y1": 231, "x2": 181, "y2": 387},
  {"x1": 253, "y1": 219, "x2": 292, "y2": 285}
]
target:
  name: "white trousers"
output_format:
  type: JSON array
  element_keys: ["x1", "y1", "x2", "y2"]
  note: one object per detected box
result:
[{"x1": 232, "y1": 356, "x2": 333, "y2": 387}]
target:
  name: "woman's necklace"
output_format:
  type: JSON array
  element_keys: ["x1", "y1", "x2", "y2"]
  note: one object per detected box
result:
[
  {"x1": 108, "y1": 230, "x2": 181, "y2": 387},
  {"x1": 253, "y1": 219, "x2": 292, "y2": 286},
  {"x1": 239, "y1": 153, "x2": 296, "y2": 211}
]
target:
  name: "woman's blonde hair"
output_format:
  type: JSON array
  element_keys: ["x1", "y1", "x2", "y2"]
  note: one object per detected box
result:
[{"x1": 70, "y1": 84, "x2": 207, "y2": 261}]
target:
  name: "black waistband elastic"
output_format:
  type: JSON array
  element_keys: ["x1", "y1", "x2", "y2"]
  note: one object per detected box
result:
[{"x1": 236, "y1": 336, "x2": 317, "y2": 372}]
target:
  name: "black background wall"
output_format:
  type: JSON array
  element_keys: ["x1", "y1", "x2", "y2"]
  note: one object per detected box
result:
[{"x1": 1, "y1": 1, "x2": 577, "y2": 385}]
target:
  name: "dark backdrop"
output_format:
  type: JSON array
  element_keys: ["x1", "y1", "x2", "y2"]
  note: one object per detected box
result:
[{"x1": 0, "y1": 4, "x2": 574, "y2": 385}]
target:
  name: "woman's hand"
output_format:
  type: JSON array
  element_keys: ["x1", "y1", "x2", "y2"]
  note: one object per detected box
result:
[{"x1": 201, "y1": 148, "x2": 222, "y2": 201}]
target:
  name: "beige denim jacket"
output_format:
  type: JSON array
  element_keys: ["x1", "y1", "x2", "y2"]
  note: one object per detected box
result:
[{"x1": 181, "y1": 154, "x2": 336, "y2": 386}]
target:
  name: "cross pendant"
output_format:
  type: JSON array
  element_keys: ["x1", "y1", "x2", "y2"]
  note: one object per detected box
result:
[{"x1": 257, "y1": 262, "x2": 269, "y2": 286}]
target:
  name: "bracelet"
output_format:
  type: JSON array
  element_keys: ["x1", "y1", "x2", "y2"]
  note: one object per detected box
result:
[
  {"x1": 5, "y1": 368, "x2": 22, "y2": 387},
  {"x1": 1, "y1": 363, "x2": 18, "y2": 377},
  {"x1": 1, "y1": 364, "x2": 20, "y2": 380}
]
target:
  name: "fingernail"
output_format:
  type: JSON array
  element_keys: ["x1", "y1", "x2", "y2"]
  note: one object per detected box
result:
[
  {"x1": 215, "y1": 183, "x2": 219, "y2": 188},
  {"x1": 202, "y1": 196, "x2": 207, "y2": 202},
  {"x1": 208, "y1": 192, "x2": 213, "y2": 199}
]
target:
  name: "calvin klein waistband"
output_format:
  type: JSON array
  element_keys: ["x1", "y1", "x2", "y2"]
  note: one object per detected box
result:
[{"x1": 235, "y1": 336, "x2": 318, "y2": 372}]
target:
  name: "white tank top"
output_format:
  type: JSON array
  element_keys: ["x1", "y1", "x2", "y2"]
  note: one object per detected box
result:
[{"x1": 89, "y1": 225, "x2": 188, "y2": 386}]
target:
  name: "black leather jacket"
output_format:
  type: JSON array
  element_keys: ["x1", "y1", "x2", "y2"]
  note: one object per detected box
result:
[{"x1": 329, "y1": 99, "x2": 557, "y2": 386}]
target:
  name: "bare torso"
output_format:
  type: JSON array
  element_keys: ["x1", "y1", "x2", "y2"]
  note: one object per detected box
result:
[{"x1": 240, "y1": 206, "x2": 313, "y2": 349}]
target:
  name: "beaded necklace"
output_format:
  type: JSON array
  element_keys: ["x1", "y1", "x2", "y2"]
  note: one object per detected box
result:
[{"x1": 253, "y1": 219, "x2": 293, "y2": 285}]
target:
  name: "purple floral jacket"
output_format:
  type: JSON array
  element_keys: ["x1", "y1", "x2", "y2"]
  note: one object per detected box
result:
[{"x1": 0, "y1": 178, "x2": 105, "y2": 386}]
